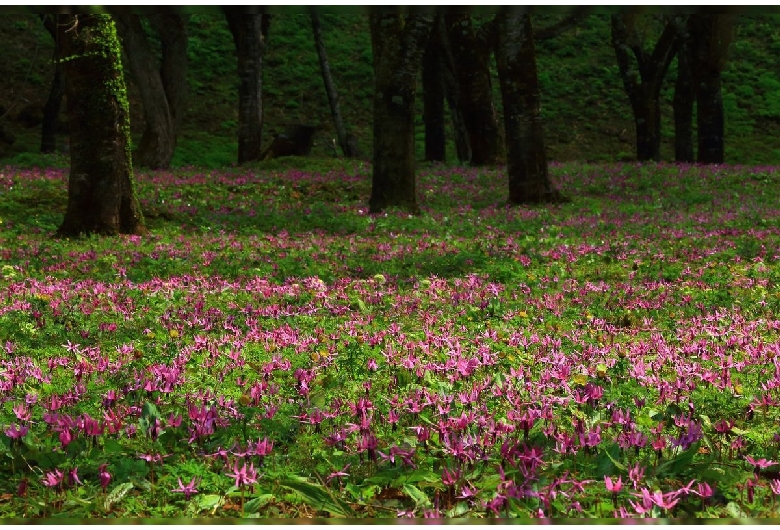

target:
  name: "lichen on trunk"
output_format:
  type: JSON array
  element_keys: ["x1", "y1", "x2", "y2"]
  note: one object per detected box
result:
[{"x1": 56, "y1": 14, "x2": 146, "y2": 237}]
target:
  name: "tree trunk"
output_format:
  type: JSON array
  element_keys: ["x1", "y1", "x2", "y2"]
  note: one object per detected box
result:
[
  {"x1": 673, "y1": 22, "x2": 695, "y2": 163},
  {"x1": 495, "y1": 12, "x2": 564, "y2": 204},
  {"x1": 310, "y1": 12, "x2": 355, "y2": 158},
  {"x1": 422, "y1": 23, "x2": 446, "y2": 162},
  {"x1": 435, "y1": 16, "x2": 469, "y2": 163},
  {"x1": 41, "y1": 63, "x2": 63, "y2": 154},
  {"x1": 226, "y1": 14, "x2": 269, "y2": 165},
  {"x1": 445, "y1": 14, "x2": 501, "y2": 166},
  {"x1": 149, "y1": 15, "x2": 189, "y2": 136},
  {"x1": 368, "y1": 12, "x2": 433, "y2": 214},
  {"x1": 40, "y1": 15, "x2": 63, "y2": 154},
  {"x1": 633, "y1": 97, "x2": 663, "y2": 162},
  {"x1": 114, "y1": 15, "x2": 177, "y2": 169},
  {"x1": 692, "y1": 15, "x2": 735, "y2": 164},
  {"x1": 697, "y1": 73, "x2": 724, "y2": 164},
  {"x1": 56, "y1": 14, "x2": 146, "y2": 237},
  {"x1": 611, "y1": 15, "x2": 682, "y2": 162}
]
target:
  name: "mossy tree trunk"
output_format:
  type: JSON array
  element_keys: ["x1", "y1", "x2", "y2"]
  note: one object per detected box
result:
[
  {"x1": 226, "y1": 14, "x2": 270, "y2": 165},
  {"x1": 445, "y1": 14, "x2": 501, "y2": 166},
  {"x1": 56, "y1": 14, "x2": 146, "y2": 237},
  {"x1": 368, "y1": 12, "x2": 433, "y2": 214},
  {"x1": 114, "y1": 14, "x2": 188, "y2": 170},
  {"x1": 495, "y1": 11, "x2": 564, "y2": 204},
  {"x1": 611, "y1": 15, "x2": 682, "y2": 162}
]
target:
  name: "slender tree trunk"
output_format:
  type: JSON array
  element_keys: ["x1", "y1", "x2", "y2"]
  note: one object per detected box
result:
[
  {"x1": 226, "y1": 14, "x2": 268, "y2": 164},
  {"x1": 495, "y1": 12, "x2": 564, "y2": 204},
  {"x1": 56, "y1": 14, "x2": 146, "y2": 237},
  {"x1": 310, "y1": 12, "x2": 354, "y2": 158},
  {"x1": 422, "y1": 23, "x2": 446, "y2": 162},
  {"x1": 673, "y1": 23, "x2": 695, "y2": 163},
  {"x1": 368, "y1": 12, "x2": 433, "y2": 214},
  {"x1": 435, "y1": 17, "x2": 469, "y2": 163},
  {"x1": 39, "y1": 15, "x2": 63, "y2": 154},
  {"x1": 114, "y1": 15, "x2": 177, "y2": 169},
  {"x1": 445, "y1": 14, "x2": 500, "y2": 166}
]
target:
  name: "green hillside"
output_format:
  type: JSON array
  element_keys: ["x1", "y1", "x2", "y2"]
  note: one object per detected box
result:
[{"x1": 0, "y1": 13, "x2": 778, "y2": 167}]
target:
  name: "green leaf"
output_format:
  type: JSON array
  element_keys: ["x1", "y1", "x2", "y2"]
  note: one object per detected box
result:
[
  {"x1": 104, "y1": 482, "x2": 134, "y2": 511},
  {"x1": 726, "y1": 501, "x2": 748, "y2": 518},
  {"x1": 280, "y1": 476, "x2": 355, "y2": 517},
  {"x1": 402, "y1": 483, "x2": 431, "y2": 508},
  {"x1": 102, "y1": 438, "x2": 126, "y2": 455},
  {"x1": 197, "y1": 493, "x2": 223, "y2": 512},
  {"x1": 599, "y1": 443, "x2": 627, "y2": 473},
  {"x1": 244, "y1": 493, "x2": 274, "y2": 514}
]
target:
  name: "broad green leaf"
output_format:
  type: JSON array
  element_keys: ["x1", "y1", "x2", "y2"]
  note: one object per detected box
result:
[
  {"x1": 197, "y1": 494, "x2": 223, "y2": 512},
  {"x1": 104, "y1": 482, "x2": 134, "y2": 511},
  {"x1": 726, "y1": 501, "x2": 748, "y2": 518},
  {"x1": 244, "y1": 493, "x2": 274, "y2": 514},
  {"x1": 280, "y1": 477, "x2": 355, "y2": 517},
  {"x1": 402, "y1": 483, "x2": 431, "y2": 508}
]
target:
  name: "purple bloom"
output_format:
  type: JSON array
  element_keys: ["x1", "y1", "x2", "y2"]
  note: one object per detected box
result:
[
  {"x1": 226, "y1": 459, "x2": 258, "y2": 488},
  {"x1": 604, "y1": 475, "x2": 623, "y2": 493},
  {"x1": 42, "y1": 468, "x2": 65, "y2": 488},
  {"x1": 98, "y1": 463, "x2": 111, "y2": 490},
  {"x1": 5, "y1": 424, "x2": 28, "y2": 440},
  {"x1": 172, "y1": 476, "x2": 200, "y2": 500}
]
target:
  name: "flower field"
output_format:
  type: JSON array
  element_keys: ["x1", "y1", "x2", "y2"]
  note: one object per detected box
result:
[{"x1": 1, "y1": 160, "x2": 780, "y2": 518}]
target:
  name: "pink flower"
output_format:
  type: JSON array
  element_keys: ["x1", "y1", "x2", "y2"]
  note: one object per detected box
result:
[
  {"x1": 746, "y1": 456, "x2": 778, "y2": 471},
  {"x1": 325, "y1": 464, "x2": 350, "y2": 484},
  {"x1": 697, "y1": 481, "x2": 714, "y2": 499},
  {"x1": 604, "y1": 475, "x2": 623, "y2": 493},
  {"x1": 226, "y1": 459, "x2": 258, "y2": 488},
  {"x1": 42, "y1": 468, "x2": 65, "y2": 488},
  {"x1": 172, "y1": 476, "x2": 200, "y2": 500},
  {"x1": 98, "y1": 463, "x2": 112, "y2": 490}
]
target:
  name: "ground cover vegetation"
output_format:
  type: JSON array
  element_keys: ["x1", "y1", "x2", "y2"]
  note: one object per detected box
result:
[
  {"x1": 1, "y1": 159, "x2": 780, "y2": 518},
  {"x1": 1, "y1": 12, "x2": 779, "y2": 167}
]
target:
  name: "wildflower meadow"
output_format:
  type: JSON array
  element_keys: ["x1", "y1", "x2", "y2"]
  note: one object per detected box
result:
[{"x1": 1, "y1": 160, "x2": 780, "y2": 519}]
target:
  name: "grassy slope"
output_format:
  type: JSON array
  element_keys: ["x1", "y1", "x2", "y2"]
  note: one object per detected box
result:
[{"x1": 0, "y1": 13, "x2": 778, "y2": 167}]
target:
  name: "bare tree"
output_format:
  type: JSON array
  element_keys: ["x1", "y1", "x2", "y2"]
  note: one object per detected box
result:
[{"x1": 611, "y1": 15, "x2": 682, "y2": 161}]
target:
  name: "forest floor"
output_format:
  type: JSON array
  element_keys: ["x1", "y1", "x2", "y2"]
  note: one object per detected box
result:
[{"x1": 0, "y1": 160, "x2": 779, "y2": 519}]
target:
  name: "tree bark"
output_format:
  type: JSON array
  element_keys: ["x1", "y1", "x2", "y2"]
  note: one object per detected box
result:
[
  {"x1": 422, "y1": 21, "x2": 446, "y2": 162},
  {"x1": 692, "y1": 15, "x2": 735, "y2": 164},
  {"x1": 310, "y1": 12, "x2": 355, "y2": 158},
  {"x1": 434, "y1": 16, "x2": 470, "y2": 163},
  {"x1": 149, "y1": 15, "x2": 189, "y2": 136},
  {"x1": 40, "y1": 15, "x2": 63, "y2": 154},
  {"x1": 673, "y1": 19, "x2": 695, "y2": 163},
  {"x1": 369, "y1": 12, "x2": 433, "y2": 214},
  {"x1": 56, "y1": 14, "x2": 146, "y2": 237},
  {"x1": 226, "y1": 14, "x2": 269, "y2": 165},
  {"x1": 114, "y1": 15, "x2": 179, "y2": 169},
  {"x1": 495, "y1": 11, "x2": 564, "y2": 204},
  {"x1": 611, "y1": 15, "x2": 682, "y2": 162},
  {"x1": 445, "y1": 14, "x2": 501, "y2": 166}
]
